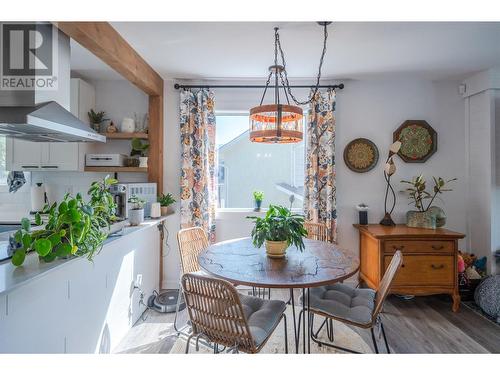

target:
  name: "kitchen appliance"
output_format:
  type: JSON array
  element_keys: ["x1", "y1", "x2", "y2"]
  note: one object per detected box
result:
[
  {"x1": 31, "y1": 183, "x2": 47, "y2": 213},
  {"x1": 109, "y1": 182, "x2": 157, "y2": 219},
  {"x1": 150, "y1": 202, "x2": 161, "y2": 218},
  {"x1": 85, "y1": 154, "x2": 127, "y2": 167}
]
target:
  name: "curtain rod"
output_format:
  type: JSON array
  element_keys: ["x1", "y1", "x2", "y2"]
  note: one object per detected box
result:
[{"x1": 174, "y1": 83, "x2": 344, "y2": 90}]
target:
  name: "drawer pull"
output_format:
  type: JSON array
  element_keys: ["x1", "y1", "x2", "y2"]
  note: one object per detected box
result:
[
  {"x1": 41, "y1": 165, "x2": 59, "y2": 169},
  {"x1": 432, "y1": 245, "x2": 445, "y2": 250},
  {"x1": 21, "y1": 165, "x2": 39, "y2": 169},
  {"x1": 431, "y1": 264, "x2": 445, "y2": 270},
  {"x1": 393, "y1": 245, "x2": 405, "y2": 250}
]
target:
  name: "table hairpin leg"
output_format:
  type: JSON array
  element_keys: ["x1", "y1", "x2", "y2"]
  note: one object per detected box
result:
[
  {"x1": 302, "y1": 288, "x2": 306, "y2": 353},
  {"x1": 307, "y1": 288, "x2": 311, "y2": 353},
  {"x1": 289, "y1": 288, "x2": 298, "y2": 353}
]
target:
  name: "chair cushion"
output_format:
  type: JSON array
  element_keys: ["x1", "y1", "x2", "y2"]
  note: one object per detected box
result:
[
  {"x1": 305, "y1": 283, "x2": 376, "y2": 326},
  {"x1": 239, "y1": 294, "x2": 286, "y2": 346}
]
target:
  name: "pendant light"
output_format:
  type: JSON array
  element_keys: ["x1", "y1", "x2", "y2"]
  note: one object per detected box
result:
[{"x1": 249, "y1": 22, "x2": 331, "y2": 144}]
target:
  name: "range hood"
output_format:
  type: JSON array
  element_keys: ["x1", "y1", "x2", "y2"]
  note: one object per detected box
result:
[{"x1": 0, "y1": 101, "x2": 105, "y2": 142}]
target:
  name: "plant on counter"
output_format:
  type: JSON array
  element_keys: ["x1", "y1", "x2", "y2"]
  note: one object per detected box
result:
[
  {"x1": 128, "y1": 195, "x2": 146, "y2": 226},
  {"x1": 401, "y1": 175, "x2": 456, "y2": 212},
  {"x1": 253, "y1": 190, "x2": 264, "y2": 211},
  {"x1": 158, "y1": 193, "x2": 176, "y2": 215},
  {"x1": 10, "y1": 177, "x2": 118, "y2": 267},
  {"x1": 247, "y1": 205, "x2": 307, "y2": 258},
  {"x1": 88, "y1": 109, "x2": 108, "y2": 132}
]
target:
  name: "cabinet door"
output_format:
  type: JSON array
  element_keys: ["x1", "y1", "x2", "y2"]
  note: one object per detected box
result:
[
  {"x1": 6, "y1": 139, "x2": 43, "y2": 170},
  {"x1": 40, "y1": 143, "x2": 79, "y2": 171}
]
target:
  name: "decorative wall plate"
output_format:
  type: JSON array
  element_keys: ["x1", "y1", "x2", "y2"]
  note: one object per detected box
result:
[
  {"x1": 343, "y1": 138, "x2": 379, "y2": 173},
  {"x1": 393, "y1": 120, "x2": 437, "y2": 163}
]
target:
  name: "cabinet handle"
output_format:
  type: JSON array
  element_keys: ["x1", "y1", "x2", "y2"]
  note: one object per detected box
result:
[
  {"x1": 431, "y1": 264, "x2": 445, "y2": 270},
  {"x1": 41, "y1": 165, "x2": 59, "y2": 169},
  {"x1": 21, "y1": 165, "x2": 39, "y2": 169},
  {"x1": 393, "y1": 245, "x2": 405, "y2": 250},
  {"x1": 401, "y1": 264, "x2": 405, "y2": 268},
  {"x1": 432, "y1": 245, "x2": 444, "y2": 250}
]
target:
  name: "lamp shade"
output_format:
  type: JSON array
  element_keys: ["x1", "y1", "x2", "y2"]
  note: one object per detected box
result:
[{"x1": 249, "y1": 104, "x2": 303, "y2": 143}]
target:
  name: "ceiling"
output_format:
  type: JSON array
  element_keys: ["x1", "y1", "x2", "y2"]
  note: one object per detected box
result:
[{"x1": 70, "y1": 22, "x2": 500, "y2": 82}]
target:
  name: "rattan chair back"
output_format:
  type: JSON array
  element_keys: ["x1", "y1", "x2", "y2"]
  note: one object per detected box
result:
[
  {"x1": 372, "y1": 250, "x2": 403, "y2": 319},
  {"x1": 177, "y1": 227, "x2": 209, "y2": 274},
  {"x1": 304, "y1": 222, "x2": 330, "y2": 242},
  {"x1": 181, "y1": 272, "x2": 257, "y2": 353}
]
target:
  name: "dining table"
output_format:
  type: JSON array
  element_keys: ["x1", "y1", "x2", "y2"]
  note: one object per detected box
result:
[{"x1": 198, "y1": 237, "x2": 360, "y2": 353}]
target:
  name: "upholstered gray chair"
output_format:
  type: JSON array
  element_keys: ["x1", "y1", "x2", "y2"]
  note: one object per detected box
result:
[
  {"x1": 181, "y1": 272, "x2": 288, "y2": 354},
  {"x1": 301, "y1": 250, "x2": 403, "y2": 353}
]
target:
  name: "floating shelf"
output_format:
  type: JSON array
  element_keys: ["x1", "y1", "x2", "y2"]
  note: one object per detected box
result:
[
  {"x1": 84, "y1": 166, "x2": 148, "y2": 173},
  {"x1": 101, "y1": 132, "x2": 149, "y2": 140}
]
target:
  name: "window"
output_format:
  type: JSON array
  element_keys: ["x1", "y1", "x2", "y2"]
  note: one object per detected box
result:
[
  {"x1": 0, "y1": 136, "x2": 7, "y2": 185},
  {"x1": 216, "y1": 113, "x2": 305, "y2": 209}
]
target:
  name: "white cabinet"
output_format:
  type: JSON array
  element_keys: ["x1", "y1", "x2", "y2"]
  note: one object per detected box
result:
[
  {"x1": 70, "y1": 78, "x2": 95, "y2": 125},
  {"x1": 6, "y1": 139, "x2": 80, "y2": 171}
]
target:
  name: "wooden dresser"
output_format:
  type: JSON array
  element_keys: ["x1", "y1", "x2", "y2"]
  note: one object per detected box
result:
[{"x1": 354, "y1": 224, "x2": 465, "y2": 311}]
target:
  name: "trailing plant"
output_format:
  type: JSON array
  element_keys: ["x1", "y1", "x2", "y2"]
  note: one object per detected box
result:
[
  {"x1": 130, "y1": 138, "x2": 149, "y2": 157},
  {"x1": 247, "y1": 205, "x2": 307, "y2": 251},
  {"x1": 10, "y1": 177, "x2": 119, "y2": 267},
  {"x1": 128, "y1": 195, "x2": 146, "y2": 210},
  {"x1": 87, "y1": 109, "x2": 107, "y2": 125},
  {"x1": 158, "y1": 193, "x2": 176, "y2": 207},
  {"x1": 253, "y1": 190, "x2": 264, "y2": 203},
  {"x1": 401, "y1": 175, "x2": 457, "y2": 212}
]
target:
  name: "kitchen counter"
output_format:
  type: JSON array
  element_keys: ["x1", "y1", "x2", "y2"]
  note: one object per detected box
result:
[{"x1": 0, "y1": 217, "x2": 168, "y2": 297}]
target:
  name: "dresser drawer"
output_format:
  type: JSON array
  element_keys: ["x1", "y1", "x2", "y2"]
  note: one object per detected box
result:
[
  {"x1": 384, "y1": 240, "x2": 454, "y2": 254},
  {"x1": 384, "y1": 255, "x2": 455, "y2": 286}
]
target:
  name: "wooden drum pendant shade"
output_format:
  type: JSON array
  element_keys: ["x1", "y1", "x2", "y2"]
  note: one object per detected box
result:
[{"x1": 249, "y1": 103, "x2": 303, "y2": 143}]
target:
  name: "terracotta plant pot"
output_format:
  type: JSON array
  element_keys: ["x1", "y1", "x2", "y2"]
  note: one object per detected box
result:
[
  {"x1": 265, "y1": 240, "x2": 289, "y2": 258},
  {"x1": 160, "y1": 206, "x2": 174, "y2": 216},
  {"x1": 406, "y1": 210, "x2": 436, "y2": 229},
  {"x1": 128, "y1": 208, "x2": 144, "y2": 226}
]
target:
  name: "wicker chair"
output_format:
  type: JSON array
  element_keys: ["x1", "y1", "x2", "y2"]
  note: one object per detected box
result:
[
  {"x1": 174, "y1": 227, "x2": 210, "y2": 333},
  {"x1": 302, "y1": 251, "x2": 403, "y2": 353},
  {"x1": 181, "y1": 272, "x2": 288, "y2": 354},
  {"x1": 304, "y1": 222, "x2": 330, "y2": 242}
]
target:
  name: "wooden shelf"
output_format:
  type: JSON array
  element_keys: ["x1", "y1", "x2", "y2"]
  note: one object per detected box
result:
[
  {"x1": 101, "y1": 132, "x2": 148, "y2": 140},
  {"x1": 84, "y1": 166, "x2": 148, "y2": 173}
]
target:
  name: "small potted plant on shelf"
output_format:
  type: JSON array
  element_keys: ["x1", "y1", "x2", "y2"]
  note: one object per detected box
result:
[
  {"x1": 253, "y1": 190, "x2": 264, "y2": 211},
  {"x1": 88, "y1": 109, "x2": 108, "y2": 132},
  {"x1": 130, "y1": 138, "x2": 149, "y2": 168},
  {"x1": 401, "y1": 175, "x2": 456, "y2": 229},
  {"x1": 128, "y1": 195, "x2": 146, "y2": 226},
  {"x1": 247, "y1": 205, "x2": 307, "y2": 258},
  {"x1": 158, "y1": 193, "x2": 176, "y2": 216}
]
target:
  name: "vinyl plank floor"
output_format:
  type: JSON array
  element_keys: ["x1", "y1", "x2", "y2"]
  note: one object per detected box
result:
[{"x1": 113, "y1": 290, "x2": 500, "y2": 354}]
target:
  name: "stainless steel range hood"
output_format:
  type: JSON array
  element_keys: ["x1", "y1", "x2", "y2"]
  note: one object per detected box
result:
[{"x1": 0, "y1": 101, "x2": 106, "y2": 142}]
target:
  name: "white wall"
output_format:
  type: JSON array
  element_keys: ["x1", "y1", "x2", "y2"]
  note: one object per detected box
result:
[{"x1": 161, "y1": 77, "x2": 469, "y2": 288}]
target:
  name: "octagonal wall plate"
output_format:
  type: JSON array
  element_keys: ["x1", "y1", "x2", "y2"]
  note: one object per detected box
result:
[{"x1": 393, "y1": 120, "x2": 437, "y2": 163}]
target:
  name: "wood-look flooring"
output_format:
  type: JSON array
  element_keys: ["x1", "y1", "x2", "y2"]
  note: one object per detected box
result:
[{"x1": 113, "y1": 290, "x2": 500, "y2": 354}]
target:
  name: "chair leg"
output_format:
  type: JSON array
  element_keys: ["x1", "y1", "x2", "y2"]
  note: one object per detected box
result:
[
  {"x1": 308, "y1": 312, "x2": 361, "y2": 354},
  {"x1": 173, "y1": 286, "x2": 183, "y2": 334},
  {"x1": 327, "y1": 319, "x2": 334, "y2": 342},
  {"x1": 185, "y1": 333, "x2": 194, "y2": 354},
  {"x1": 380, "y1": 321, "x2": 390, "y2": 353},
  {"x1": 282, "y1": 313, "x2": 288, "y2": 354},
  {"x1": 370, "y1": 327, "x2": 379, "y2": 354}
]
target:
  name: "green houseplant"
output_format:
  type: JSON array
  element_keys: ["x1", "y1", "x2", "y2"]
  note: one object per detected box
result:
[
  {"x1": 128, "y1": 195, "x2": 146, "y2": 226},
  {"x1": 88, "y1": 109, "x2": 108, "y2": 132},
  {"x1": 158, "y1": 193, "x2": 176, "y2": 215},
  {"x1": 10, "y1": 177, "x2": 118, "y2": 267},
  {"x1": 253, "y1": 190, "x2": 264, "y2": 211},
  {"x1": 130, "y1": 138, "x2": 149, "y2": 168},
  {"x1": 247, "y1": 205, "x2": 307, "y2": 258},
  {"x1": 401, "y1": 175, "x2": 456, "y2": 228}
]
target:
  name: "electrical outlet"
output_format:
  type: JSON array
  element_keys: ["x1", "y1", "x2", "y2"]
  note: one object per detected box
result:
[{"x1": 135, "y1": 274, "x2": 143, "y2": 287}]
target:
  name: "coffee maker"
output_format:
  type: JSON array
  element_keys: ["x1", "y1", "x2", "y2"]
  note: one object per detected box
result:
[{"x1": 109, "y1": 182, "x2": 157, "y2": 219}]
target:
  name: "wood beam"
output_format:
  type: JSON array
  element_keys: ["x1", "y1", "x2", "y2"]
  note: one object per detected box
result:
[
  {"x1": 55, "y1": 22, "x2": 163, "y2": 96},
  {"x1": 148, "y1": 95, "x2": 164, "y2": 194}
]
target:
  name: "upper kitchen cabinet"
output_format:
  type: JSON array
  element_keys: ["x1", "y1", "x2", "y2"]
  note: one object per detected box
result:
[{"x1": 70, "y1": 78, "x2": 96, "y2": 124}]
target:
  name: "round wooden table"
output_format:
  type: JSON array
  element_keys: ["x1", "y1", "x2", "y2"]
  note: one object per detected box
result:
[{"x1": 198, "y1": 237, "x2": 359, "y2": 353}]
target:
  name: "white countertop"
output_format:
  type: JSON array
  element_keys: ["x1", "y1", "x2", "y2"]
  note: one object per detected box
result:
[{"x1": 0, "y1": 217, "x2": 168, "y2": 296}]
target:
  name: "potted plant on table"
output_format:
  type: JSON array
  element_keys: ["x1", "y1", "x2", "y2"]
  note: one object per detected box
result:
[
  {"x1": 88, "y1": 109, "x2": 108, "y2": 132},
  {"x1": 401, "y1": 175, "x2": 456, "y2": 229},
  {"x1": 253, "y1": 190, "x2": 264, "y2": 211},
  {"x1": 130, "y1": 138, "x2": 150, "y2": 168},
  {"x1": 247, "y1": 205, "x2": 307, "y2": 258},
  {"x1": 158, "y1": 193, "x2": 176, "y2": 215},
  {"x1": 128, "y1": 195, "x2": 146, "y2": 226}
]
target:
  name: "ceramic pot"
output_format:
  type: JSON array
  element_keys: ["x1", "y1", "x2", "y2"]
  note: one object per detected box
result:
[
  {"x1": 121, "y1": 117, "x2": 135, "y2": 133},
  {"x1": 254, "y1": 200, "x2": 262, "y2": 212},
  {"x1": 265, "y1": 240, "x2": 288, "y2": 258},
  {"x1": 406, "y1": 210, "x2": 436, "y2": 229},
  {"x1": 160, "y1": 206, "x2": 174, "y2": 216},
  {"x1": 128, "y1": 208, "x2": 144, "y2": 226},
  {"x1": 428, "y1": 206, "x2": 446, "y2": 227},
  {"x1": 139, "y1": 157, "x2": 148, "y2": 168}
]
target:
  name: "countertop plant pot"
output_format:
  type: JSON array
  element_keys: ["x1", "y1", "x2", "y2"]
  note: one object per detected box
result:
[
  {"x1": 406, "y1": 210, "x2": 436, "y2": 229},
  {"x1": 160, "y1": 206, "x2": 174, "y2": 216},
  {"x1": 265, "y1": 240, "x2": 288, "y2": 258},
  {"x1": 129, "y1": 208, "x2": 144, "y2": 226},
  {"x1": 254, "y1": 200, "x2": 262, "y2": 212},
  {"x1": 139, "y1": 157, "x2": 148, "y2": 168}
]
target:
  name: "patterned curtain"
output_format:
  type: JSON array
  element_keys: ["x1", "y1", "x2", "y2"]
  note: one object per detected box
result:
[
  {"x1": 179, "y1": 89, "x2": 217, "y2": 243},
  {"x1": 303, "y1": 89, "x2": 337, "y2": 242}
]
